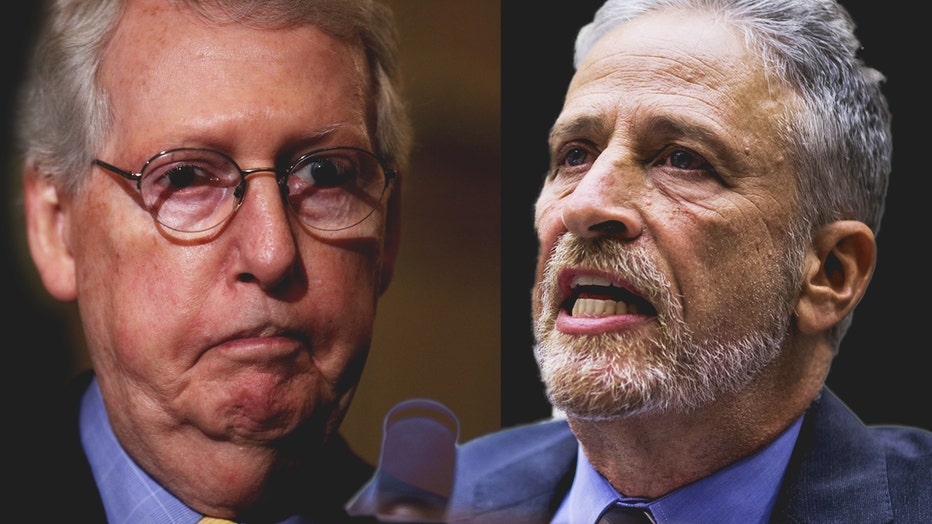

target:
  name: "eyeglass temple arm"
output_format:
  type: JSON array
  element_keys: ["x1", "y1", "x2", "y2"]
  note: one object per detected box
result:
[{"x1": 93, "y1": 159, "x2": 142, "y2": 183}]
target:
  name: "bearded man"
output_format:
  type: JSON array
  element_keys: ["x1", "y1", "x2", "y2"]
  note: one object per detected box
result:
[{"x1": 449, "y1": 0, "x2": 932, "y2": 522}]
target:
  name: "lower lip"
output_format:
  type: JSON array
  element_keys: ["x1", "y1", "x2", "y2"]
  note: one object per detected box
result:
[
  {"x1": 213, "y1": 336, "x2": 304, "y2": 363},
  {"x1": 555, "y1": 310, "x2": 652, "y2": 334}
]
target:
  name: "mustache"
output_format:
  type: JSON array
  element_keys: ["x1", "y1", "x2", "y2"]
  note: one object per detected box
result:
[{"x1": 541, "y1": 233, "x2": 676, "y2": 315}]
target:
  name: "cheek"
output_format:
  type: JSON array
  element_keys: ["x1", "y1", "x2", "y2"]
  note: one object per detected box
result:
[
  {"x1": 533, "y1": 195, "x2": 562, "y2": 313},
  {"x1": 72, "y1": 257, "x2": 180, "y2": 400},
  {"x1": 299, "y1": 235, "x2": 385, "y2": 337},
  {"x1": 696, "y1": 206, "x2": 785, "y2": 272},
  {"x1": 534, "y1": 193, "x2": 565, "y2": 255},
  {"x1": 296, "y1": 249, "x2": 381, "y2": 392},
  {"x1": 301, "y1": 228, "x2": 384, "y2": 297},
  {"x1": 659, "y1": 206, "x2": 788, "y2": 324},
  {"x1": 655, "y1": 189, "x2": 785, "y2": 264},
  {"x1": 310, "y1": 257, "x2": 380, "y2": 329},
  {"x1": 79, "y1": 239, "x2": 195, "y2": 372},
  {"x1": 68, "y1": 186, "x2": 218, "y2": 367}
]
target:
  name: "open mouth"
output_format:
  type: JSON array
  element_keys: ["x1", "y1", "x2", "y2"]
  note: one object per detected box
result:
[{"x1": 562, "y1": 274, "x2": 658, "y2": 318}]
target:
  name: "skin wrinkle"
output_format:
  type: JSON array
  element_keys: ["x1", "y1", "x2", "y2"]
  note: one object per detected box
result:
[
  {"x1": 556, "y1": 85, "x2": 787, "y2": 192},
  {"x1": 532, "y1": 8, "x2": 823, "y2": 497},
  {"x1": 102, "y1": 4, "x2": 371, "y2": 172},
  {"x1": 570, "y1": 20, "x2": 797, "y2": 175},
  {"x1": 549, "y1": 108, "x2": 786, "y2": 243},
  {"x1": 33, "y1": 0, "x2": 395, "y2": 516},
  {"x1": 18, "y1": 0, "x2": 415, "y2": 518}
]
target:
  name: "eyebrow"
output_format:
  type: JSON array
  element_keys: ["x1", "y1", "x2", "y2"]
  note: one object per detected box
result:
[
  {"x1": 644, "y1": 114, "x2": 742, "y2": 168},
  {"x1": 642, "y1": 115, "x2": 726, "y2": 148},
  {"x1": 548, "y1": 114, "x2": 610, "y2": 150}
]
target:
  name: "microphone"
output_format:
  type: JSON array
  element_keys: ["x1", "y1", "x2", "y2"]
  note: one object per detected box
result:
[{"x1": 346, "y1": 398, "x2": 459, "y2": 522}]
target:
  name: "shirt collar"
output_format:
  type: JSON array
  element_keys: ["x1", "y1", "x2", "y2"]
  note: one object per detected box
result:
[
  {"x1": 80, "y1": 377, "x2": 201, "y2": 523},
  {"x1": 79, "y1": 377, "x2": 325, "y2": 524},
  {"x1": 554, "y1": 415, "x2": 804, "y2": 524}
]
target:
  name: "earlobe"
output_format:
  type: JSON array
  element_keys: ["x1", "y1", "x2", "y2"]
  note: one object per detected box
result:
[
  {"x1": 23, "y1": 168, "x2": 78, "y2": 301},
  {"x1": 795, "y1": 220, "x2": 875, "y2": 334}
]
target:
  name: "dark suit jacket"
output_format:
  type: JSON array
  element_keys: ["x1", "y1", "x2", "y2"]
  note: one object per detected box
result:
[
  {"x1": 448, "y1": 389, "x2": 932, "y2": 523},
  {"x1": 17, "y1": 370, "x2": 378, "y2": 523}
]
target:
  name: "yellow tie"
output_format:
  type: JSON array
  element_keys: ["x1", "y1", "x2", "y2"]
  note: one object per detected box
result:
[{"x1": 198, "y1": 518, "x2": 236, "y2": 524}]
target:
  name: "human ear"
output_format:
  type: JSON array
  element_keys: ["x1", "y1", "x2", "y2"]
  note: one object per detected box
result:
[
  {"x1": 795, "y1": 220, "x2": 875, "y2": 334},
  {"x1": 23, "y1": 168, "x2": 77, "y2": 301},
  {"x1": 378, "y1": 176, "x2": 401, "y2": 296}
]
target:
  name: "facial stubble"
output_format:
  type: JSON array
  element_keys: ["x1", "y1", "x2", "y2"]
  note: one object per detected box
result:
[{"x1": 533, "y1": 234, "x2": 805, "y2": 421}]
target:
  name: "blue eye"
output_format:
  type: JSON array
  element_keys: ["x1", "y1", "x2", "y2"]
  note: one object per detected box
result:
[
  {"x1": 549, "y1": 144, "x2": 598, "y2": 183},
  {"x1": 565, "y1": 147, "x2": 590, "y2": 167}
]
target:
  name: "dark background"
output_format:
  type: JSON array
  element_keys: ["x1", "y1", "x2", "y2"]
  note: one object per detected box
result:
[
  {"x1": 2, "y1": 3, "x2": 69, "y2": 454},
  {"x1": 500, "y1": 2, "x2": 932, "y2": 431}
]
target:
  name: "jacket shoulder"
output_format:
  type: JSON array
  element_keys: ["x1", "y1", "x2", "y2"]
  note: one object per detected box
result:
[
  {"x1": 457, "y1": 418, "x2": 576, "y2": 477},
  {"x1": 449, "y1": 419, "x2": 577, "y2": 523},
  {"x1": 774, "y1": 389, "x2": 932, "y2": 522},
  {"x1": 874, "y1": 425, "x2": 932, "y2": 519}
]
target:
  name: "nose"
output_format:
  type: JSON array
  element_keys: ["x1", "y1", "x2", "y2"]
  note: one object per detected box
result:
[
  {"x1": 229, "y1": 173, "x2": 299, "y2": 290},
  {"x1": 560, "y1": 154, "x2": 643, "y2": 240}
]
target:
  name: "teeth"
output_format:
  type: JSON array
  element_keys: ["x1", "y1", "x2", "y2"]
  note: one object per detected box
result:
[
  {"x1": 570, "y1": 275, "x2": 614, "y2": 288},
  {"x1": 569, "y1": 274, "x2": 641, "y2": 317},
  {"x1": 572, "y1": 298, "x2": 638, "y2": 317}
]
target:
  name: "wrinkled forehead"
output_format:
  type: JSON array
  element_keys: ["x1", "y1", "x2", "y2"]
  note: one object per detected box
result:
[
  {"x1": 97, "y1": 0, "x2": 369, "y2": 148},
  {"x1": 573, "y1": 8, "x2": 761, "y2": 93},
  {"x1": 557, "y1": 8, "x2": 798, "y2": 150}
]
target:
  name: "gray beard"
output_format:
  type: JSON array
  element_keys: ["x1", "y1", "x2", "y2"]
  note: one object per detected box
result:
[{"x1": 533, "y1": 234, "x2": 803, "y2": 421}]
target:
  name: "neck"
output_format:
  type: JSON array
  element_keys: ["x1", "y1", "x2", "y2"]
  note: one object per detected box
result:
[
  {"x1": 116, "y1": 418, "x2": 337, "y2": 520},
  {"x1": 567, "y1": 338, "x2": 832, "y2": 499}
]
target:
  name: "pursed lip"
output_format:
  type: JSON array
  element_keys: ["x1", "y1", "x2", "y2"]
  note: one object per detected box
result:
[
  {"x1": 206, "y1": 325, "x2": 310, "y2": 364},
  {"x1": 555, "y1": 268, "x2": 658, "y2": 334}
]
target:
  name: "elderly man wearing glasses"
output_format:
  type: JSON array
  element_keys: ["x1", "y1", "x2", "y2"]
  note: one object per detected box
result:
[{"x1": 15, "y1": 0, "x2": 410, "y2": 522}]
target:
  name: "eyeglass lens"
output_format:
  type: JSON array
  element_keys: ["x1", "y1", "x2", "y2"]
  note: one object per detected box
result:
[{"x1": 137, "y1": 148, "x2": 390, "y2": 232}]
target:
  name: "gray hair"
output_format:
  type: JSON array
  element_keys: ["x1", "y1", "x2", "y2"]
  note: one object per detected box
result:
[
  {"x1": 574, "y1": 0, "x2": 892, "y2": 346},
  {"x1": 576, "y1": 0, "x2": 890, "y2": 236},
  {"x1": 16, "y1": 0, "x2": 413, "y2": 194}
]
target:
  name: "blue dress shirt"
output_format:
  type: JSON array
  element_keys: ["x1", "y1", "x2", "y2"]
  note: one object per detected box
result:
[
  {"x1": 551, "y1": 416, "x2": 804, "y2": 524},
  {"x1": 79, "y1": 377, "x2": 316, "y2": 524}
]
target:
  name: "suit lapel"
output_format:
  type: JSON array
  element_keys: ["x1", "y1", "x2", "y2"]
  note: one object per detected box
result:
[{"x1": 771, "y1": 389, "x2": 892, "y2": 523}]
